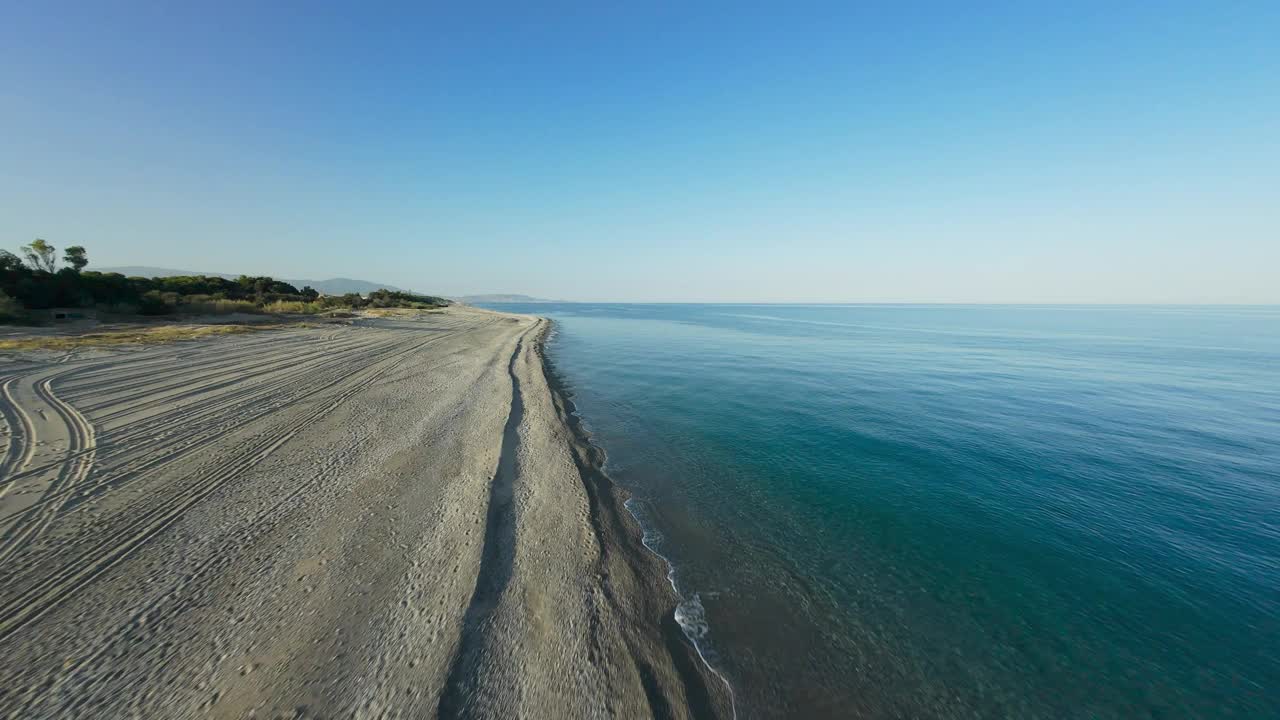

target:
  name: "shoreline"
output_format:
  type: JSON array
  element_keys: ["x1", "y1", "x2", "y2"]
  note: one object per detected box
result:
[{"x1": 534, "y1": 318, "x2": 735, "y2": 719}]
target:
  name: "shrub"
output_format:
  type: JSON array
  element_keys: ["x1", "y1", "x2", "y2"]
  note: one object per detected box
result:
[
  {"x1": 137, "y1": 290, "x2": 175, "y2": 315},
  {"x1": 0, "y1": 290, "x2": 26, "y2": 323}
]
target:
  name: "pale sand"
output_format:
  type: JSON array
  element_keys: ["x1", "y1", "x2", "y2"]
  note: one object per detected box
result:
[{"x1": 0, "y1": 306, "x2": 729, "y2": 718}]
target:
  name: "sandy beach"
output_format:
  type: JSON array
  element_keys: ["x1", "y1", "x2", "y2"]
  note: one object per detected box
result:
[{"x1": 0, "y1": 306, "x2": 728, "y2": 718}]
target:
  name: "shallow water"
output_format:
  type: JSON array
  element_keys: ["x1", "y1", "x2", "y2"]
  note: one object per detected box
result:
[{"x1": 482, "y1": 304, "x2": 1280, "y2": 719}]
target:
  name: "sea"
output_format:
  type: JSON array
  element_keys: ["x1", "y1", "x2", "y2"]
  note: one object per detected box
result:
[{"x1": 478, "y1": 303, "x2": 1279, "y2": 719}]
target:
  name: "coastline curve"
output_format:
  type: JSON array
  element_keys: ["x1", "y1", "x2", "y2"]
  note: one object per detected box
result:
[{"x1": 534, "y1": 318, "x2": 738, "y2": 720}]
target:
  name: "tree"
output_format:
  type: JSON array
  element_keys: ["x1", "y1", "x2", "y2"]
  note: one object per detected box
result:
[
  {"x1": 0, "y1": 250, "x2": 24, "y2": 271},
  {"x1": 63, "y1": 245, "x2": 88, "y2": 272},
  {"x1": 21, "y1": 239, "x2": 57, "y2": 273}
]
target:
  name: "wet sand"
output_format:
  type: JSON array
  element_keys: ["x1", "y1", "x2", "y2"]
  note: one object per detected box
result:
[{"x1": 0, "y1": 306, "x2": 729, "y2": 718}]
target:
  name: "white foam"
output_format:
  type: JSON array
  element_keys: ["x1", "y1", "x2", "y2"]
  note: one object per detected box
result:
[
  {"x1": 624, "y1": 497, "x2": 738, "y2": 719},
  {"x1": 674, "y1": 594, "x2": 711, "y2": 643}
]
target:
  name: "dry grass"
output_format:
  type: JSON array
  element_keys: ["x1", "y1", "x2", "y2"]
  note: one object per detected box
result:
[
  {"x1": 262, "y1": 300, "x2": 324, "y2": 314},
  {"x1": 179, "y1": 299, "x2": 262, "y2": 315},
  {"x1": 362, "y1": 307, "x2": 444, "y2": 318},
  {"x1": 0, "y1": 324, "x2": 274, "y2": 351}
]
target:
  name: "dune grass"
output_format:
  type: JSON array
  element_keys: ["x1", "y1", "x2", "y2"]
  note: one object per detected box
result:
[
  {"x1": 261, "y1": 300, "x2": 325, "y2": 314},
  {"x1": 177, "y1": 298, "x2": 263, "y2": 315},
  {"x1": 0, "y1": 323, "x2": 274, "y2": 351},
  {"x1": 362, "y1": 307, "x2": 444, "y2": 318}
]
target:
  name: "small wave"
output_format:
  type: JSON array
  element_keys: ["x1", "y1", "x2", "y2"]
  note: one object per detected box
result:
[
  {"x1": 625, "y1": 498, "x2": 738, "y2": 719},
  {"x1": 674, "y1": 594, "x2": 711, "y2": 644}
]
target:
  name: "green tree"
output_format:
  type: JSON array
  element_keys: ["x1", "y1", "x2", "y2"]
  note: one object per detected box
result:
[
  {"x1": 0, "y1": 250, "x2": 24, "y2": 271},
  {"x1": 21, "y1": 239, "x2": 57, "y2": 273},
  {"x1": 63, "y1": 245, "x2": 88, "y2": 272}
]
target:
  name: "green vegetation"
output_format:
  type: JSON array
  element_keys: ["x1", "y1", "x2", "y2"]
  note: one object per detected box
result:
[
  {"x1": 0, "y1": 241, "x2": 448, "y2": 322},
  {"x1": 0, "y1": 291, "x2": 24, "y2": 323}
]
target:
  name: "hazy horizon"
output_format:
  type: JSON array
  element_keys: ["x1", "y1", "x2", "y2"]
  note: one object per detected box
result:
[
  {"x1": 3, "y1": 3, "x2": 1277, "y2": 303},
  {"x1": 84, "y1": 268, "x2": 1280, "y2": 306}
]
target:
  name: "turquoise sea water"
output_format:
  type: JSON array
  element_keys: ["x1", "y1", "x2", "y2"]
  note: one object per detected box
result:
[{"x1": 482, "y1": 304, "x2": 1279, "y2": 719}]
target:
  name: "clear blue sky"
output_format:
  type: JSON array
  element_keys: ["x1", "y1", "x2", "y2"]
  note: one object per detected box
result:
[{"x1": 2, "y1": 2, "x2": 1277, "y2": 302}]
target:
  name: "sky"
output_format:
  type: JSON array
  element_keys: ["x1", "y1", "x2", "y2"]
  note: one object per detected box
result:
[{"x1": 2, "y1": 2, "x2": 1277, "y2": 303}]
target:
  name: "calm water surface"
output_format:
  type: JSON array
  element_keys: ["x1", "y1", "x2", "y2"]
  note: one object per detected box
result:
[{"x1": 482, "y1": 304, "x2": 1279, "y2": 719}]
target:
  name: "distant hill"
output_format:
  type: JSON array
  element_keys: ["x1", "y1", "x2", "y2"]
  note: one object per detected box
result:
[
  {"x1": 98, "y1": 267, "x2": 404, "y2": 295},
  {"x1": 295, "y1": 277, "x2": 405, "y2": 295},
  {"x1": 458, "y1": 294, "x2": 560, "y2": 304}
]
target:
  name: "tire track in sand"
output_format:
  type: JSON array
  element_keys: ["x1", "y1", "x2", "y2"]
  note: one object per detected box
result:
[
  {"x1": 0, "y1": 376, "x2": 38, "y2": 489},
  {"x1": 0, "y1": 331, "x2": 414, "y2": 529},
  {"x1": 0, "y1": 371, "x2": 97, "y2": 565},
  {"x1": 0, "y1": 325, "x2": 473, "y2": 643}
]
